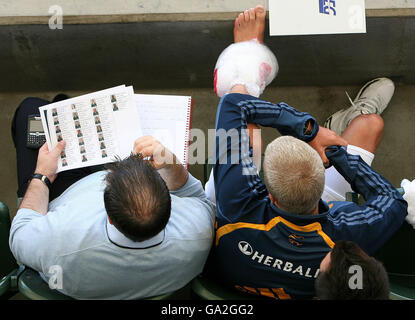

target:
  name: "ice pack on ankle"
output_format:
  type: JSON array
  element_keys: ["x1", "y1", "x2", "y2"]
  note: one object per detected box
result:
[{"x1": 214, "y1": 39, "x2": 278, "y2": 98}]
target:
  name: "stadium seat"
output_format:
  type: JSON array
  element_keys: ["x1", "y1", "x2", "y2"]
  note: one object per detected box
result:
[
  {"x1": 17, "y1": 266, "x2": 180, "y2": 300},
  {"x1": 17, "y1": 266, "x2": 181, "y2": 300},
  {"x1": 191, "y1": 275, "x2": 262, "y2": 300},
  {"x1": 389, "y1": 281, "x2": 415, "y2": 300},
  {"x1": 0, "y1": 202, "x2": 19, "y2": 299},
  {"x1": 0, "y1": 202, "x2": 18, "y2": 277}
]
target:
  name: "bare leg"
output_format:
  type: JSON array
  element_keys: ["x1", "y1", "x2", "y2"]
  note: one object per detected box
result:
[
  {"x1": 323, "y1": 114, "x2": 383, "y2": 203},
  {"x1": 231, "y1": 6, "x2": 267, "y2": 166},
  {"x1": 230, "y1": 5, "x2": 266, "y2": 96},
  {"x1": 341, "y1": 114, "x2": 384, "y2": 154}
]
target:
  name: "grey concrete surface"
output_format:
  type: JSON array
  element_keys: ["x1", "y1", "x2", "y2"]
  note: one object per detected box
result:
[
  {"x1": 1, "y1": 0, "x2": 414, "y2": 18},
  {"x1": 0, "y1": 16, "x2": 415, "y2": 95},
  {"x1": 1, "y1": 84, "x2": 415, "y2": 218}
]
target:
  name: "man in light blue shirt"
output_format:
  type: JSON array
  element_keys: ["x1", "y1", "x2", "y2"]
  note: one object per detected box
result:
[{"x1": 9, "y1": 135, "x2": 215, "y2": 299}]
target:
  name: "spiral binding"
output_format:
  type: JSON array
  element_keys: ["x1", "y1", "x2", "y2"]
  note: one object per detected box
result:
[{"x1": 183, "y1": 97, "x2": 193, "y2": 168}]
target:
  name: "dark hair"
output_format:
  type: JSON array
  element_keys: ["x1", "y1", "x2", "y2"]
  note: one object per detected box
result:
[
  {"x1": 104, "y1": 154, "x2": 171, "y2": 242},
  {"x1": 315, "y1": 240, "x2": 390, "y2": 300}
]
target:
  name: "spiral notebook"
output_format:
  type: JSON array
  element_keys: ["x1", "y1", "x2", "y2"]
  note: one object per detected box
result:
[
  {"x1": 39, "y1": 85, "x2": 193, "y2": 172},
  {"x1": 134, "y1": 93, "x2": 193, "y2": 168}
]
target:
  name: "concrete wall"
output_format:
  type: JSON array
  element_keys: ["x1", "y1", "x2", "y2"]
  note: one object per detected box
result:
[
  {"x1": 0, "y1": 16, "x2": 414, "y2": 93},
  {"x1": 1, "y1": 0, "x2": 415, "y2": 17},
  {"x1": 0, "y1": 1, "x2": 414, "y2": 92}
]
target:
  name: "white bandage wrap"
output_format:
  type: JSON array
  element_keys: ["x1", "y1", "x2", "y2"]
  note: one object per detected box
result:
[
  {"x1": 214, "y1": 39, "x2": 278, "y2": 98},
  {"x1": 401, "y1": 179, "x2": 415, "y2": 229}
]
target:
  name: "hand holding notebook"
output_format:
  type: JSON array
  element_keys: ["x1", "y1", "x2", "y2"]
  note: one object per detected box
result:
[{"x1": 39, "y1": 85, "x2": 193, "y2": 172}]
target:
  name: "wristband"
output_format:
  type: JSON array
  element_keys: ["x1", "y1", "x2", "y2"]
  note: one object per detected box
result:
[{"x1": 30, "y1": 173, "x2": 52, "y2": 190}]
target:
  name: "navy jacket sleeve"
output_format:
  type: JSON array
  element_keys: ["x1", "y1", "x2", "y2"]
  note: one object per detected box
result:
[
  {"x1": 326, "y1": 146, "x2": 408, "y2": 254},
  {"x1": 213, "y1": 93, "x2": 319, "y2": 224}
]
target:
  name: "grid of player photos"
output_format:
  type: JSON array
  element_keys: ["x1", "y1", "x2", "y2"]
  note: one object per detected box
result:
[
  {"x1": 111, "y1": 94, "x2": 118, "y2": 111},
  {"x1": 70, "y1": 103, "x2": 88, "y2": 163},
  {"x1": 52, "y1": 108, "x2": 68, "y2": 167},
  {"x1": 91, "y1": 99, "x2": 108, "y2": 159}
]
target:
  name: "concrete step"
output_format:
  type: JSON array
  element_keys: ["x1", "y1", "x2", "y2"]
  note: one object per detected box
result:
[{"x1": 0, "y1": 2, "x2": 415, "y2": 93}]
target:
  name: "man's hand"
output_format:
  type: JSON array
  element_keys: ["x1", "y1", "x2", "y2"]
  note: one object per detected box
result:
[
  {"x1": 308, "y1": 127, "x2": 348, "y2": 166},
  {"x1": 35, "y1": 141, "x2": 66, "y2": 183},
  {"x1": 133, "y1": 136, "x2": 178, "y2": 170},
  {"x1": 134, "y1": 136, "x2": 188, "y2": 191}
]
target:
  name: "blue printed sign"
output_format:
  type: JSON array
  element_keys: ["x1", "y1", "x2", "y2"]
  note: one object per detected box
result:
[{"x1": 319, "y1": 0, "x2": 336, "y2": 16}]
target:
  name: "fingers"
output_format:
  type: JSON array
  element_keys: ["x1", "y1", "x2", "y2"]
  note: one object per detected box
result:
[
  {"x1": 138, "y1": 145, "x2": 161, "y2": 159},
  {"x1": 51, "y1": 140, "x2": 66, "y2": 157},
  {"x1": 133, "y1": 136, "x2": 175, "y2": 169},
  {"x1": 134, "y1": 136, "x2": 166, "y2": 160},
  {"x1": 317, "y1": 148, "x2": 330, "y2": 167},
  {"x1": 134, "y1": 136, "x2": 156, "y2": 155},
  {"x1": 333, "y1": 135, "x2": 348, "y2": 147},
  {"x1": 318, "y1": 127, "x2": 348, "y2": 148},
  {"x1": 322, "y1": 127, "x2": 345, "y2": 145},
  {"x1": 39, "y1": 142, "x2": 49, "y2": 153}
]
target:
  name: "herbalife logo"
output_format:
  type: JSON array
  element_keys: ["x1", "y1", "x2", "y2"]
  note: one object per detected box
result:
[
  {"x1": 319, "y1": 0, "x2": 337, "y2": 16},
  {"x1": 238, "y1": 241, "x2": 253, "y2": 255},
  {"x1": 237, "y1": 240, "x2": 320, "y2": 279}
]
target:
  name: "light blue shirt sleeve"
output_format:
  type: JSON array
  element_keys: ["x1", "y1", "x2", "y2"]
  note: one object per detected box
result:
[
  {"x1": 9, "y1": 208, "x2": 58, "y2": 273},
  {"x1": 169, "y1": 173, "x2": 210, "y2": 201}
]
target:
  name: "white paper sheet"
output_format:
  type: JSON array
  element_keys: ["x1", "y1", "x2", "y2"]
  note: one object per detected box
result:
[
  {"x1": 269, "y1": 0, "x2": 366, "y2": 36},
  {"x1": 134, "y1": 94, "x2": 192, "y2": 166},
  {"x1": 39, "y1": 85, "x2": 142, "y2": 172}
]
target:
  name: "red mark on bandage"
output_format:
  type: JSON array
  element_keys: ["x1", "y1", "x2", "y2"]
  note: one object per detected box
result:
[
  {"x1": 213, "y1": 68, "x2": 218, "y2": 96},
  {"x1": 259, "y1": 63, "x2": 272, "y2": 82}
]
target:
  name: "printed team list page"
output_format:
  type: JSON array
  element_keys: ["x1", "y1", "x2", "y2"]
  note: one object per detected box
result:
[{"x1": 40, "y1": 85, "x2": 142, "y2": 172}]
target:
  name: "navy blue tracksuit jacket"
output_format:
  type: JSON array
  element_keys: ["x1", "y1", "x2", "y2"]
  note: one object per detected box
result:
[{"x1": 211, "y1": 93, "x2": 407, "y2": 299}]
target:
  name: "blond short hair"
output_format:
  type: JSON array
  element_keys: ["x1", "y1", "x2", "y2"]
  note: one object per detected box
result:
[{"x1": 263, "y1": 136, "x2": 325, "y2": 214}]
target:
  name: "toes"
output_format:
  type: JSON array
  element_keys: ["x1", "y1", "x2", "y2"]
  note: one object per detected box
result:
[
  {"x1": 234, "y1": 17, "x2": 239, "y2": 29},
  {"x1": 255, "y1": 5, "x2": 266, "y2": 18},
  {"x1": 237, "y1": 12, "x2": 244, "y2": 26},
  {"x1": 255, "y1": 5, "x2": 265, "y2": 14},
  {"x1": 243, "y1": 10, "x2": 250, "y2": 22},
  {"x1": 248, "y1": 8, "x2": 255, "y2": 21}
]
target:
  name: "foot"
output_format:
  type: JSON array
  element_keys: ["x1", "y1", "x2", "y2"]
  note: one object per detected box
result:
[
  {"x1": 324, "y1": 78, "x2": 395, "y2": 136},
  {"x1": 234, "y1": 5, "x2": 266, "y2": 44}
]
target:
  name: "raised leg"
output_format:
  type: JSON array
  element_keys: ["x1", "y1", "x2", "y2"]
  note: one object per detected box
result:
[{"x1": 341, "y1": 114, "x2": 384, "y2": 154}]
